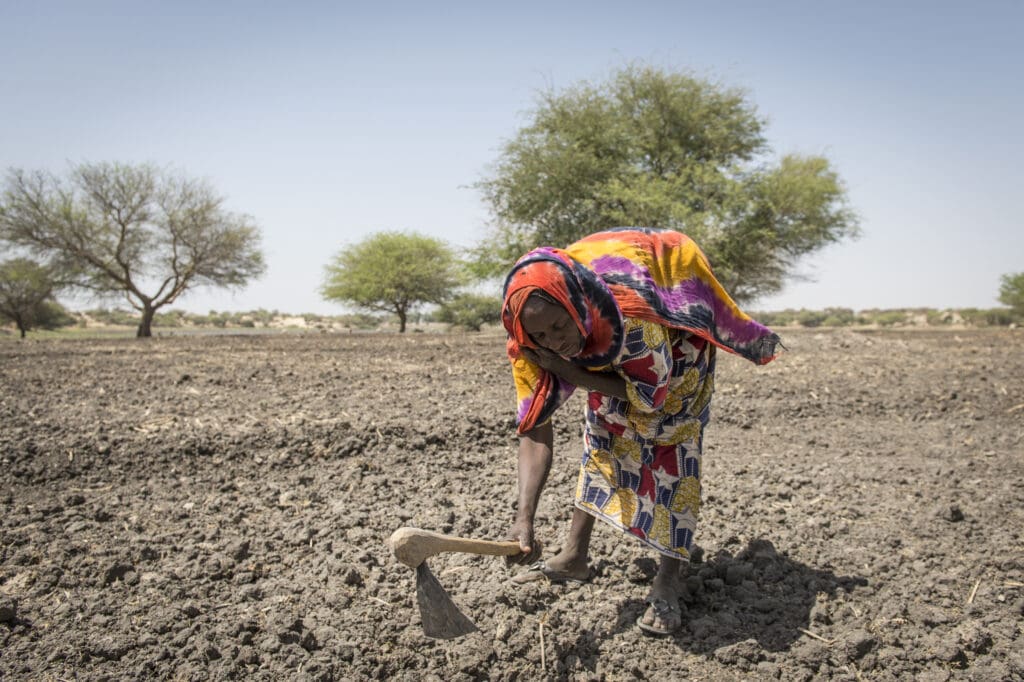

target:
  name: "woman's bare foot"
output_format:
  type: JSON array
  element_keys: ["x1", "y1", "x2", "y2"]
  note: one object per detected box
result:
[
  {"x1": 511, "y1": 547, "x2": 591, "y2": 583},
  {"x1": 541, "y1": 548, "x2": 590, "y2": 578},
  {"x1": 512, "y1": 509, "x2": 596, "y2": 584}
]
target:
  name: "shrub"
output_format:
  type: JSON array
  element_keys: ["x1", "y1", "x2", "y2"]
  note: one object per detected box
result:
[
  {"x1": 436, "y1": 294, "x2": 502, "y2": 331},
  {"x1": 87, "y1": 308, "x2": 139, "y2": 326},
  {"x1": 984, "y1": 309, "x2": 1016, "y2": 326},
  {"x1": 873, "y1": 311, "x2": 907, "y2": 327},
  {"x1": 754, "y1": 309, "x2": 801, "y2": 327},
  {"x1": 796, "y1": 309, "x2": 829, "y2": 328},
  {"x1": 340, "y1": 313, "x2": 383, "y2": 330},
  {"x1": 35, "y1": 301, "x2": 77, "y2": 330},
  {"x1": 153, "y1": 310, "x2": 185, "y2": 327},
  {"x1": 960, "y1": 307, "x2": 1019, "y2": 327},
  {"x1": 249, "y1": 309, "x2": 277, "y2": 327},
  {"x1": 820, "y1": 307, "x2": 859, "y2": 327}
]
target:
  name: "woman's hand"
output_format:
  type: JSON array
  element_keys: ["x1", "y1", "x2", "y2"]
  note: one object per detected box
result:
[
  {"x1": 524, "y1": 346, "x2": 628, "y2": 400},
  {"x1": 521, "y1": 347, "x2": 571, "y2": 375},
  {"x1": 505, "y1": 517, "x2": 543, "y2": 566}
]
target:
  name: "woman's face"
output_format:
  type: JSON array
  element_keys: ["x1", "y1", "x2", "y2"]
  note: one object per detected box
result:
[{"x1": 521, "y1": 296, "x2": 583, "y2": 357}]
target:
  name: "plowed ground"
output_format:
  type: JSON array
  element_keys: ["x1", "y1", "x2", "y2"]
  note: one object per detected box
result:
[{"x1": 1, "y1": 328, "x2": 1022, "y2": 680}]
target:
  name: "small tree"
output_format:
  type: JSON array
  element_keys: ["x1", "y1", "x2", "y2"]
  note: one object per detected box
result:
[
  {"x1": 0, "y1": 258, "x2": 63, "y2": 337},
  {"x1": 998, "y1": 272, "x2": 1024, "y2": 314},
  {"x1": 321, "y1": 231, "x2": 460, "y2": 332},
  {"x1": 436, "y1": 293, "x2": 502, "y2": 331},
  {"x1": 0, "y1": 162, "x2": 266, "y2": 337}
]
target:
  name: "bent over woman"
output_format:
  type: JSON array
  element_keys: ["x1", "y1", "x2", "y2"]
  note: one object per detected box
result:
[{"x1": 501, "y1": 227, "x2": 780, "y2": 635}]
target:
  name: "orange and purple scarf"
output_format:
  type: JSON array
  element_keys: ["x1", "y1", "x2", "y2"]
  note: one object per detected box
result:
[{"x1": 502, "y1": 228, "x2": 781, "y2": 433}]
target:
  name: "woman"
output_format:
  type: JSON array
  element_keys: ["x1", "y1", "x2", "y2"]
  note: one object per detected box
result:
[{"x1": 501, "y1": 227, "x2": 780, "y2": 635}]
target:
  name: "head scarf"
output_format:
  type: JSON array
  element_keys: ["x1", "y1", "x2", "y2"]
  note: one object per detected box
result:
[
  {"x1": 502, "y1": 228, "x2": 781, "y2": 434},
  {"x1": 501, "y1": 248, "x2": 623, "y2": 365}
]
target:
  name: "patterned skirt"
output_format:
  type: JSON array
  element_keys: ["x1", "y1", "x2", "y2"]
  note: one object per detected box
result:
[{"x1": 575, "y1": 338, "x2": 715, "y2": 559}]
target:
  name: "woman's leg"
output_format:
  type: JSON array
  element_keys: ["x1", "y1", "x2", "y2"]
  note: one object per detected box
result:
[
  {"x1": 637, "y1": 340, "x2": 713, "y2": 633},
  {"x1": 541, "y1": 507, "x2": 595, "y2": 577}
]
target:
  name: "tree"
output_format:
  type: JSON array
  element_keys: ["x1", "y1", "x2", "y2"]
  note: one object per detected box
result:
[
  {"x1": 0, "y1": 258, "x2": 66, "y2": 337},
  {"x1": 998, "y1": 272, "x2": 1024, "y2": 314},
  {"x1": 321, "y1": 231, "x2": 460, "y2": 333},
  {"x1": 474, "y1": 64, "x2": 859, "y2": 302},
  {"x1": 0, "y1": 162, "x2": 265, "y2": 337}
]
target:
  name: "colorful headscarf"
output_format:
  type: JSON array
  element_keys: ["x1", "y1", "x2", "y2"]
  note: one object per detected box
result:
[
  {"x1": 502, "y1": 228, "x2": 781, "y2": 433},
  {"x1": 501, "y1": 249, "x2": 624, "y2": 366}
]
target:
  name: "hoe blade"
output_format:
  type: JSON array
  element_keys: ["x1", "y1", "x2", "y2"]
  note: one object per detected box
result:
[{"x1": 415, "y1": 562, "x2": 479, "y2": 639}]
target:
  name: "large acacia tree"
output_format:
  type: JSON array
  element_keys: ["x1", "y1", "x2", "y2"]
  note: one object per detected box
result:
[
  {"x1": 0, "y1": 162, "x2": 265, "y2": 337},
  {"x1": 475, "y1": 64, "x2": 859, "y2": 302},
  {"x1": 321, "y1": 231, "x2": 460, "y2": 332}
]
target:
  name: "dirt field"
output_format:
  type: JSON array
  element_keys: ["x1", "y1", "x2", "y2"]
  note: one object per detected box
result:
[{"x1": 1, "y1": 328, "x2": 1022, "y2": 681}]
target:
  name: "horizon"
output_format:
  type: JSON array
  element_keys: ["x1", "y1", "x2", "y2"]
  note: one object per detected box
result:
[
  {"x1": 58, "y1": 301, "x2": 1016, "y2": 318},
  {"x1": 2, "y1": 1, "x2": 1021, "y2": 315}
]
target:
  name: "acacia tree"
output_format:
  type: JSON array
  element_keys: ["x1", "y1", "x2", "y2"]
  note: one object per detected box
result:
[
  {"x1": 998, "y1": 272, "x2": 1024, "y2": 314},
  {"x1": 0, "y1": 258, "x2": 63, "y2": 338},
  {"x1": 0, "y1": 162, "x2": 265, "y2": 337},
  {"x1": 321, "y1": 231, "x2": 460, "y2": 332},
  {"x1": 474, "y1": 64, "x2": 859, "y2": 302}
]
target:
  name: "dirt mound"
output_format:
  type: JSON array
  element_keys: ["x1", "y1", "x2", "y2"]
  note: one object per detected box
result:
[{"x1": 2, "y1": 329, "x2": 1022, "y2": 679}]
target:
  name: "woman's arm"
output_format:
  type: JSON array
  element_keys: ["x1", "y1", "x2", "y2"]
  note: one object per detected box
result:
[
  {"x1": 522, "y1": 347, "x2": 629, "y2": 400},
  {"x1": 506, "y1": 420, "x2": 553, "y2": 565}
]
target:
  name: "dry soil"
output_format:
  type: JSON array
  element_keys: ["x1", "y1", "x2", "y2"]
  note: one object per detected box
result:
[{"x1": 1, "y1": 328, "x2": 1022, "y2": 681}]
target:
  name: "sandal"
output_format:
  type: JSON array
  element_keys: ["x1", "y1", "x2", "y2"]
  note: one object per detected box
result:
[
  {"x1": 511, "y1": 561, "x2": 591, "y2": 585},
  {"x1": 636, "y1": 597, "x2": 681, "y2": 635}
]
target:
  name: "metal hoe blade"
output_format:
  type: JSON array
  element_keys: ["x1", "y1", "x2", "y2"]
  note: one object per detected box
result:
[{"x1": 415, "y1": 562, "x2": 479, "y2": 639}]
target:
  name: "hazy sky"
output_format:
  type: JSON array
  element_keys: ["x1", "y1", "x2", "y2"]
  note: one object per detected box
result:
[{"x1": 2, "y1": 1, "x2": 1021, "y2": 314}]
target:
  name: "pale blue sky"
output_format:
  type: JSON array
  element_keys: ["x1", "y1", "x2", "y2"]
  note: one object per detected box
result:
[{"x1": 2, "y1": 1, "x2": 1021, "y2": 314}]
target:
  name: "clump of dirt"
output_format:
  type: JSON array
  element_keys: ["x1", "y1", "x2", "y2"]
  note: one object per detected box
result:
[{"x1": 1, "y1": 329, "x2": 1022, "y2": 680}]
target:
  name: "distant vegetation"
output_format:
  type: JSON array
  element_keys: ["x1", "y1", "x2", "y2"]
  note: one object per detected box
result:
[
  {"x1": 5, "y1": 307, "x2": 388, "y2": 335},
  {"x1": 2, "y1": 304, "x2": 1020, "y2": 338},
  {"x1": 751, "y1": 307, "x2": 1022, "y2": 328}
]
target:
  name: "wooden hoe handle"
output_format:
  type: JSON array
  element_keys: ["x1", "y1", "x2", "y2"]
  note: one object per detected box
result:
[{"x1": 388, "y1": 527, "x2": 523, "y2": 568}]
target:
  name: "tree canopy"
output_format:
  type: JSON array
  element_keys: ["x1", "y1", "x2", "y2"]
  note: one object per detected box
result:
[
  {"x1": 0, "y1": 257, "x2": 65, "y2": 338},
  {"x1": 0, "y1": 162, "x2": 266, "y2": 337},
  {"x1": 321, "y1": 231, "x2": 461, "y2": 332},
  {"x1": 998, "y1": 272, "x2": 1024, "y2": 313},
  {"x1": 474, "y1": 64, "x2": 859, "y2": 303}
]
